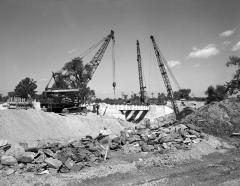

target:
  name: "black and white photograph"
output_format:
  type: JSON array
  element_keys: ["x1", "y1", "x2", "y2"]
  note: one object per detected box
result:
[{"x1": 0, "y1": 0, "x2": 240, "y2": 185}]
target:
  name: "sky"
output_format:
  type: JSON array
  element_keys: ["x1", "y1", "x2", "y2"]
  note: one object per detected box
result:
[{"x1": 0, "y1": 0, "x2": 240, "y2": 98}]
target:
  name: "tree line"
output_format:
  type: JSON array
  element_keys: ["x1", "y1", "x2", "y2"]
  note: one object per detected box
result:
[{"x1": 0, "y1": 56, "x2": 239, "y2": 105}]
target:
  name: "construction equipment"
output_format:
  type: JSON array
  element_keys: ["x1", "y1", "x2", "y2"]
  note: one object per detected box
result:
[
  {"x1": 42, "y1": 30, "x2": 115, "y2": 112},
  {"x1": 150, "y1": 35, "x2": 180, "y2": 119},
  {"x1": 136, "y1": 40, "x2": 146, "y2": 103}
]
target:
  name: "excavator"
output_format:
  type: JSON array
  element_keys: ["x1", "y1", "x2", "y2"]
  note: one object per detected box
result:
[{"x1": 42, "y1": 30, "x2": 116, "y2": 113}]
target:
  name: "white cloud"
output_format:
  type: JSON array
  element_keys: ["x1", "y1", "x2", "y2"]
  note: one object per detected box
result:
[
  {"x1": 222, "y1": 41, "x2": 231, "y2": 50},
  {"x1": 232, "y1": 41, "x2": 240, "y2": 51},
  {"x1": 67, "y1": 48, "x2": 78, "y2": 54},
  {"x1": 167, "y1": 60, "x2": 181, "y2": 68},
  {"x1": 219, "y1": 29, "x2": 236, "y2": 37},
  {"x1": 222, "y1": 41, "x2": 231, "y2": 46},
  {"x1": 188, "y1": 44, "x2": 219, "y2": 59}
]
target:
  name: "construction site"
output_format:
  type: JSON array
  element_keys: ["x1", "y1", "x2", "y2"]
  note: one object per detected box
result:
[{"x1": 1, "y1": 1, "x2": 240, "y2": 186}]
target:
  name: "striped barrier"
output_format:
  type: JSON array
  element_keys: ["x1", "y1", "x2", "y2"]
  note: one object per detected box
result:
[
  {"x1": 90, "y1": 104, "x2": 150, "y2": 123},
  {"x1": 105, "y1": 104, "x2": 149, "y2": 123},
  {"x1": 120, "y1": 110, "x2": 149, "y2": 123}
]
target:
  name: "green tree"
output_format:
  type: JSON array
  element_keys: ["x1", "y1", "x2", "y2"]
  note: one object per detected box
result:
[
  {"x1": 173, "y1": 89, "x2": 191, "y2": 100},
  {"x1": 205, "y1": 85, "x2": 227, "y2": 104},
  {"x1": 226, "y1": 56, "x2": 240, "y2": 95},
  {"x1": 121, "y1": 92, "x2": 128, "y2": 101},
  {"x1": 51, "y1": 73, "x2": 68, "y2": 89},
  {"x1": 157, "y1": 93, "x2": 167, "y2": 105},
  {"x1": 53, "y1": 57, "x2": 95, "y2": 103},
  {"x1": 0, "y1": 93, "x2": 3, "y2": 102},
  {"x1": 14, "y1": 77, "x2": 37, "y2": 99},
  {"x1": 130, "y1": 93, "x2": 141, "y2": 104}
]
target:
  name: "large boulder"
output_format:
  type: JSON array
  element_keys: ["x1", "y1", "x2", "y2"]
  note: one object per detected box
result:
[
  {"x1": 1, "y1": 155, "x2": 18, "y2": 166},
  {"x1": 45, "y1": 158, "x2": 62, "y2": 169},
  {"x1": 141, "y1": 143, "x2": 154, "y2": 152},
  {"x1": 64, "y1": 158, "x2": 75, "y2": 170},
  {"x1": 71, "y1": 162, "x2": 84, "y2": 172},
  {"x1": 16, "y1": 152, "x2": 36, "y2": 163}
]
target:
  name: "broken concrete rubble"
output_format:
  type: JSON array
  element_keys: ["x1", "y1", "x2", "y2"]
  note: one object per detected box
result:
[
  {"x1": 1, "y1": 155, "x2": 18, "y2": 166},
  {"x1": 45, "y1": 158, "x2": 62, "y2": 169},
  {"x1": 181, "y1": 99, "x2": 240, "y2": 136},
  {"x1": 0, "y1": 121, "x2": 205, "y2": 176},
  {"x1": 16, "y1": 152, "x2": 36, "y2": 163}
]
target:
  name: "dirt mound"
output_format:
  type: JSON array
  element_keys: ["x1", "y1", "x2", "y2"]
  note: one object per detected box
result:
[
  {"x1": 144, "y1": 105, "x2": 173, "y2": 121},
  {"x1": 0, "y1": 110, "x2": 133, "y2": 143},
  {"x1": 181, "y1": 98, "x2": 240, "y2": 136}
]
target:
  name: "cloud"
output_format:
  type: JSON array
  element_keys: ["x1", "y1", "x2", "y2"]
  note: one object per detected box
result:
[
  {"x1": 232, "y1": 41, "x2": 240, "y2": 51},
  {"x1": 221, "y1": 41, "x2": 231, "y2": 50},
  {"x1": 219, "y1": 29, "x2": 236, "y2": 37},
  {"x1": 222, "y1": 41, "x2": 231, "y2": 46},
  {"x1": 167, "y1": 60, "x2": 181, "y2": 68},
  {"x1": 188, "y1": 44, "x2": 219, "y2": 59},
  {"x1": 67, "y1": 48, "x2": 78, "y2": 54}
]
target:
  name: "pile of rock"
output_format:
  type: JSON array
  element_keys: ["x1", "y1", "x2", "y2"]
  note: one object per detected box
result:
[
  {"x1": 0, "y1": 136, "x2": 109, "y2": 175},
  {"x1": 181, "y1": 99, "x2": 240, "y2": 136},
  {"x1": 0, "y1": 123, "x2": 206, "y2": 175},
  {"x1": 116, "y1": 122, "x2": 206, "y2": 154}
]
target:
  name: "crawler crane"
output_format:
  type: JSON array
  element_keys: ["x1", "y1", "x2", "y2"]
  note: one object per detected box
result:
[
  {"x1": 150, "y1": 35, "x2": 180, "y2": 119},
  {"x1": 43, "y1": 30, "x2": 116, "y2": 112}
]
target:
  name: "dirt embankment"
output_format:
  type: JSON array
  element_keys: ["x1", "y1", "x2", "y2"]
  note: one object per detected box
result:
[
  {"x1": 0, "y1": 110, "x2": 132, "y2": 143},
  {"x1": 181, "y1": 98, "x2": 240, "y2": 136}
]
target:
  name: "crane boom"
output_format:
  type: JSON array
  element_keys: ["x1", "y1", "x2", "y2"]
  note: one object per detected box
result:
[
  {"x1": 46, "y1": 30, "x2": 115, "y2": 91},
  {"x1": 150, "y1": 35, "x2": 180, "y2": 118},
  {"x1": 88, "y1": 30, "x2": 115, "y2": 83},
  {"x1": 43, "y1": 30, "x2": 116, "y2": 112},
  {"x1": 136, "y1": 40, "x2": 146, "y2": 103}
]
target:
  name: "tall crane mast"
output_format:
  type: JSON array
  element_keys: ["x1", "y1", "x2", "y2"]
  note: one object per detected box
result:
[
  {"x1": 45, "y1": 30, "x2": 116, "y2": 92},
  {"x1": 88, "y1": 30, "x2": 115, "y2": 85},
  {"x1": 136, "y1": 40, "x2": 146, "y2": 103},
  {"x1": 150, "y1": 35, "x2": 180, "y2": 119}
]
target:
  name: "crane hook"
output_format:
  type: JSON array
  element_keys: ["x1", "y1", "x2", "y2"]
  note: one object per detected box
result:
[{"x1": 112, "y1": 82, "x2": 116, "y2": 95}]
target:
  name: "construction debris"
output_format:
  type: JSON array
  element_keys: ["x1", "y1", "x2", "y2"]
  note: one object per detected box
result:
[
  {"x1": 0, "y1": 120, "x2": 205, "y2": 175},
  {"x1": 181, "y1": 98, "x2": 240, "y2": 136}
]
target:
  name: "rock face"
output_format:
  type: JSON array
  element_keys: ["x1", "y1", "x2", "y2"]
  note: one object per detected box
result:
[{"x1": 1, "y1": 155, "x2": 18, "y2": 166}]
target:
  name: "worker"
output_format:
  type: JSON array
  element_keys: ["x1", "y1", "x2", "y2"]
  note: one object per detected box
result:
[{"x1": 96, "y1": 103, "x2": 100, "y2": 115}]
